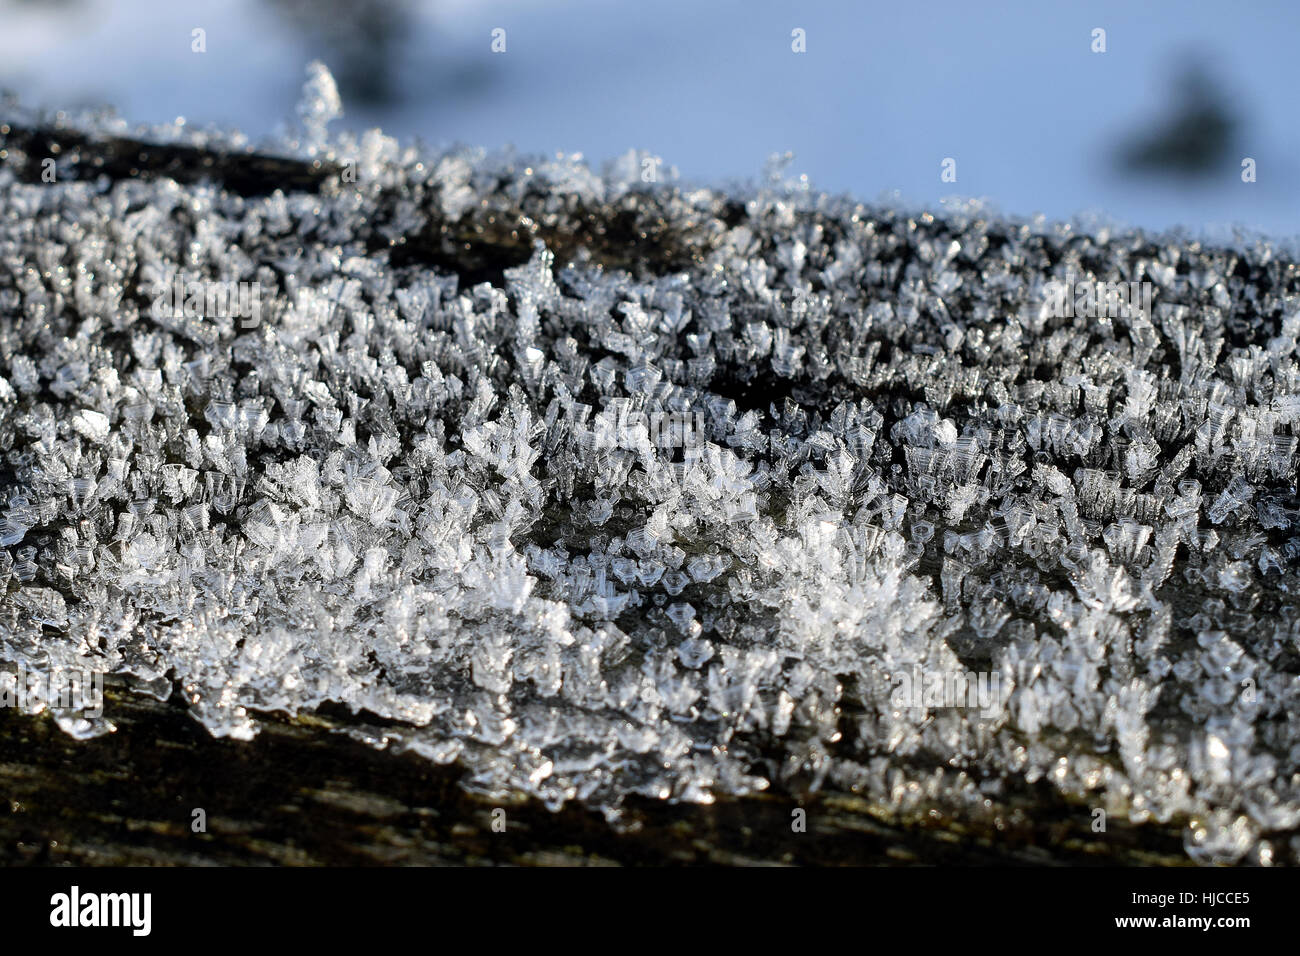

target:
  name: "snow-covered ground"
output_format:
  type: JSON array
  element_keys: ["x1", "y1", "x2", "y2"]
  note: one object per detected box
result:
[{"x1": 1, "y1": 0, "x2": 1296, "y2": 239}]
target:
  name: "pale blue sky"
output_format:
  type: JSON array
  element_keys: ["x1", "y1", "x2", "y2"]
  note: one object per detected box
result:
[{"x1": 2, "y1": 0, "x2": 1295, "y2": 239}]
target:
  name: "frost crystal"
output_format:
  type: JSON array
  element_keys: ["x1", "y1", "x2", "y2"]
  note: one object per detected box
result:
[
  {"x1": 296, "y1": 60, "x2": 343, "y2": 157},
  {"x1": 1, "y1": 65, "x2": 1299, "y2": 863}
]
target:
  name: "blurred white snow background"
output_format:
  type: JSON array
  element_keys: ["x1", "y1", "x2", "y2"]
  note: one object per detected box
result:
[{"x1": 0, "y1": 0, "x2": 1296, "y2": 238}]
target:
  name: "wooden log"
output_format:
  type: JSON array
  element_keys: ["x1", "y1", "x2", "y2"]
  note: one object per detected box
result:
[{"x1": 0, "y1": 122, "x2": 1245, "y2": 866}]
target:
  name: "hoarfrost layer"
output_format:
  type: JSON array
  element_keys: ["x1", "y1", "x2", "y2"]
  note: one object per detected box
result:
[{"x1": 2, "y1": 67, "x2": 1300, "y2": 863}]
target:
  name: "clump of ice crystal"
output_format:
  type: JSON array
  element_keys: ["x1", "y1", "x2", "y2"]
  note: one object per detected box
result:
[{"x1": 0, "y1": 65, "x2": 1298, "y2": 862}]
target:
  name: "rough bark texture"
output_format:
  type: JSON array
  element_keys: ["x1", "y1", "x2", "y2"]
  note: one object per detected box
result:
[{"x1": 1, "y1": 684, "x2": 1187, "y2": 865}]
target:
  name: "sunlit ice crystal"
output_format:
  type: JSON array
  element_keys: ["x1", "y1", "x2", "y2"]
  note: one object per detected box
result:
[
  {"x1": 1, "y1": 63, "x2": 1299, "y2": 861},
  {"x1": 296, "y1": 60, "x2": 343, "y2": 157}
]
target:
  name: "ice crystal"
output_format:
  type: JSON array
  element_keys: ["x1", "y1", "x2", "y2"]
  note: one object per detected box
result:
[{"x1": 0, "y1": 65, "x2": 1299, "y2": 862}]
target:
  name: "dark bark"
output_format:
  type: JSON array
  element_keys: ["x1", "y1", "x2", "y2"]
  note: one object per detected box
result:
[{"x1": 0, "y1": 683, "x2": 1187, "y2": 866}]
